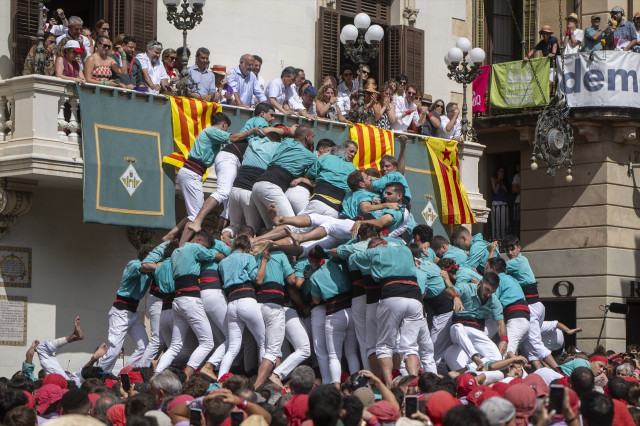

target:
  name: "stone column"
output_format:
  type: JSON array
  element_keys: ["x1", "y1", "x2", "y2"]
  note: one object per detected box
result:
[{"x1": 459, "y1": 140, "x2": 489, "y2": 223}]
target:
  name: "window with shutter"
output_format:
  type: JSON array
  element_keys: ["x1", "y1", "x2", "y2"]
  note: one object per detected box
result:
[
  {"x1": 387, "y1": 25, "x2": 424, "y2": 91},
  {"x1": 337, "y1": 0, "x2": 390, "y2": 24},
  {"x1": 316, "y1": 7, "x2": 340, "y2": 87},
  {"x1": 129, "y1": 0, "x2": 157, "y2": 50},
  {"x1": 486, "y1": 0, "x2": 522, "y2": 64},
  {"x1": 111, "y1": 0, "x2": 127, "y2": 39},
  {"x1": 12, "y1": 0, "x2": 39, "y2": 76}
]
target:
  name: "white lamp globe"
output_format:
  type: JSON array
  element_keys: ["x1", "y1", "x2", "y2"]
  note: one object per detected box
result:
[
  {"x1": 162, "y1": 0, "x2": 178, "y2": 5},
  {"x1": 447, "y1": 47, "x2": 464, "y2": 64},
  {"x1": 365, "y1": 24, "x2": 384, "y2": 43},
  {"x1": 468, "y1": 47, "x2": 486, "y2": 65},
  {"x1": 444, "y1": 54, "x2": 452, "y2": 66},
  {"x1": 340, "y1": 25, "x2": 359, "y2": 44},
  {"x1": 354, "y1": 13, "x2": 371, "y2": 30},
  {"x1": 456, "y1": 37, "x2": 472, "y2": 53}
]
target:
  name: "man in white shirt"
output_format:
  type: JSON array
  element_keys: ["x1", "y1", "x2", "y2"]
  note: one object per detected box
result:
[
  {"x1": 265, "y1": 66, "x2": 297, "y2": 115},
  {"x1": 55, "y1": 16, "x2": 91, "y2": 61},
  {"x1": 437, "y1": 102, "x2": 463, "y2": 141},
  {"x1": 337, "y1": 66, "x2": 358, "y2": 116},
  {"x1": 391, "y1": 84, "x2": 420, "y2": 132},
  {"x1": 562, "y1": 13, "x2": 584, "y2": 54},
  {"x1": 287, "y1": 68, "x2": 306, "y2": 114},
  {"x1": 251, "y1": 55, "x2": 266, "y2": 107},
  {"x1": 228, "y1": 54, "x2": 267, "y2": 108},
  {"x1": 136, "y1": 41, "x2": 169, "y2": 95},
  {"x1": 42, "y1": 6, "x2": 68, "y2": 36}
]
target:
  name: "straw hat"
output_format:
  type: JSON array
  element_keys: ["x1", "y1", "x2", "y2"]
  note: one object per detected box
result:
[
  {"x1": 539, "y1": 25, "x2": 554, "y2": 34},
  {"x1": 566, "y1": 13, "x2": 579, "y2": 23},
  {"x1": 364, "y1": 82, "x2": 379, "y2": 94},
  {"x1": 211, "y1": 65, "x2": 230, "y2": 75}
]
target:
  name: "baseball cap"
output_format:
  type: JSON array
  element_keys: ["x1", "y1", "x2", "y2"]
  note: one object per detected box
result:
[
  {"x1": 304, "y1": 86, "x2": 318, "y2": 96},
  {"x1": 480, "y1": 397, "x2": 516, "y2": 426},
  {"x1": 611, "y1": 6, "x2": 624, "y2": 13},
  {"x1": 456, "y1": 373, "x2": 477, "y2": 397},
  {"x1": 591, "y1": 14, "x2": 601, "y2": 20},
  {"x1": 64, "y1": 40, "x2": 84, "y2": 53}
]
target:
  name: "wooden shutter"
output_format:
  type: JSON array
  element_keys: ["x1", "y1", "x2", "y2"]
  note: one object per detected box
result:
[
  {"x1": 111, "y1": 0, "x2": 127, "y2": 39},
  {"x1": 12, "y1": 0, "x2": 39, "y2": 76},
  {"x1": 316, "y1": 7, "x2": 340, "y2": 87},
  {"x1": 338, "y1": 0, "x2": 390, "y2": 24},
  {"x1": 387, "y1": 25, "x2": 424, "y2": 92},
  {"x1": 110, "y1": 0, "x2": 156, "y2": 50}
]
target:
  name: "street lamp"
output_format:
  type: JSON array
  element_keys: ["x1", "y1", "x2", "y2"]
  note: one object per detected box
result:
[
  {"x1": 163, "y1": 0, "x2": 206, "y2": 96},
  {"x1": 444, "y1": 38, "x2": 485, "y2": 142},
  {"x1": 33, "y1": 0, "x2": 54, "y2": 75},
  {"x1": 340, "y1": 13, "x2": 384, "y2": 125}
]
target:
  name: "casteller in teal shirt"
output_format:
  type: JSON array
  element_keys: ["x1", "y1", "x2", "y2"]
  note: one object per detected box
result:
[
  {"x1": 372, "y1": 171, "x2": 412, "y2": 200},
  {"x1": 463, "y1": 233, "x2": 500, "y2": 274},
  {"x1": 188, "y1": 126, "x2": 230, "y2": 167},
  {"x1": 268, "y1": 137, "x2": 317, "y2": 178}
]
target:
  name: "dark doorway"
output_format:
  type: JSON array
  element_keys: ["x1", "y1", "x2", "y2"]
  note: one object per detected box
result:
[
  {"x1": 626, "y1": 300, "x2": 640, "y2": 347},
  {"x1": 542, "y1": 298, "x2": 578, "y2": 348}
]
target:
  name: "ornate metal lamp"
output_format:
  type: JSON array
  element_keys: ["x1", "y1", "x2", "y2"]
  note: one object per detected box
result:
[
  {"x1": 163, "y1": 0, "x2": 206, "y2": 96},
  {"x1": 340, "y1": 13, "x2": 384, "y2": 125},
  {"x1": 444, "y1": 38, "x2": 485, "y2": 142},
  {"x1": 33, "y1": 0, "x2": 54, "y2": 75}
]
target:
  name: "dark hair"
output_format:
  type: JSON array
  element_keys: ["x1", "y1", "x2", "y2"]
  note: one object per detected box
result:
[
  {"x1": 364, "y1": 168, "x2": 380, "y2": 178},
  {"x1": 266, "y1": 132, "x2": 282, "y2": 142},
  {"x1": 193, "y1": 230, "x2": 214, "y2": 247},
  {"x1": 308, "y1": 245, "x2": 328, "y2": 261},
  {"x1": 8, "y1": 375, "x2": 35, "y2": 393},
  {"x1": 238, "y1": 225, "x2": 255, "y2": 238},
  {"x1": 127, "y1": 415, "x2": 159, "y2": 426},
  {"x1": 204, "y1": 397, "x2": 234, "y2": 426},
  {"x1": 221, "y1": 375, "x2": 250, "y2": 395},
  {"x1": 607, "y1": 376, "x2": 630, "y2": 400},
  {"x1": 379, "y1": 155, "x2": 397, "y2": 169},
  {"x1": 80, "y1": 377, "x2": 105, "y2": 394},
  {"x1": 61, "y1": 389, "x2": 91, "y2": 415},
  {"x1": 569, "y1": 366, "x2": 595, "y2": 398},
  {"x1": 281, "y1": 66, "x2": 296, "y2": 79},
  {"x1": 367, "y1": 238, "x2": 386, "y2": 248},
  {"x1": 443, "y1": 405, "x2": 489, "y2": 426},
  {"x1": 182, "y1": 373, "x2": 213, "y2": 398},
  {"x1": 450, "y1": 225, "x2": 471, "y2": 244},
  {"x1": 342, "y1": 396, "x2": 363, "y2": 426},
  {"x1": 581, "y1": 391, "x2": 614, "y2": 426},
  {"x1": 487, "y1": 257, "x2": 506, "y2": 274},
  {"x1": 293, "y1": 124, "x2": 313, "y2": 141},
  {"x1": 254, "y1": 102, "x2": 275, "y2": 117},
  {"x1": 357, "y1": 223, "x2": 380, "y2": 241},
  {"x1": 3, "y1": 405, "x2": 37, "y2": 426},
  {"x1": 80, "y1": 366, "x2": 106, "y2": 381},
  {"x1": 431, "y1": 235, "x2": 450, "y2": 252},
  {"x1": 628, "y1": 382, "x2": 640, "y2": 405},
  {"x1": 212, "y1": 112, "x2": 232, "y2": 127},
  {"x1": 94, "y1": 35, "x2": 111, "y2": 52},
  {"x1": 341, "y1": 64, "x2": 355, "y2": 75},
  {"x1": 233, "y1": 235, "x2": 251, "y2": 252},
  {"x1": 253, "y1": 54, "x2": 263, "y2": 64},
  {"x1": 290, "y1": 366, "x2": 315, "y2": 395},
  {"x1": 308, "y1": 385, "x2": 343, "y2": 426},
  {"x1": 125, "y1": 393, "x2": 157, "y2": 418},
  {"x1": 317, "y1": 138, "x2": 336, "y2": 151},
  {"x1": 347, "y1": 170, "x2": 365, "y2": 192},
  {"x1": 0, "y1": 389, "x2": 29, "y2": 420},
  {"x1": 407, "y1": 242, "x2": 421, "y2": 259},
  {"x1": 412, "y1": 225, "x2": 433, "y2": 244},
  {"x1": 137, "y1": 244, "x2": 154, "y2": 261},
  {"x1": 385, "y1": 182, "x2": 405, "y2": 198},
  {"x1": 176, "y1": 46, "x2": 191, "y2": 57},
  {"x1": 93, "y1": 393, "x2": 119, "y2": 417},
  {"x1": 435, "y1": 376, "x2": 457, "y2": 397},
  {"x1": 482, "y1": 271, "x2": 500, "y2": 290},
  {"x1": 503, "y1": 234, "x2": 520, "y2": 248},
  {"x1": 163, "y1": 241, "x2": 179, "y2": 259},
  {"x1": 196, "y1": 47, "x2": 210, "y2": 57},
  {"x1": 122, "y1": 36, "x2": 136, "y2": 45},
  {"x1": 417, "y1": 372, "x2": 439, "y2": 393},
  {"x1": 437, "y1": 258, "x2": 458, "y2": 282},
  {"x1": 396, "y1": 74, "x2": 408, "y2": 82}
]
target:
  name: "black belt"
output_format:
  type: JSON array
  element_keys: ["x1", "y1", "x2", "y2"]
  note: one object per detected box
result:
[
  {"x1": 257, "y1": 164, "x2": 296, "y2": 192},
  {"x1": 183, "y1": 157, "x2": 207, "y2": 176}
]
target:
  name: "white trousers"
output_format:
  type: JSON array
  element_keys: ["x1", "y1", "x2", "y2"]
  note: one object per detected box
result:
[
  {"x1": 137, "y1": 295, "x2": 163, "y2": 367},
  {"x1": 159, "y1": 309, "x2": 173, "y2": 348},
  {"x1": 365, "y1": 302, "x2": 379, "y2": 358},
  {"x1": 446, "y1": 323, "x2": 502, "y2": 370},
  {"x1": 212, "y1": 151, "x2": 240, "y2": 220},
  {"x1": 376, "y1": 297, "x2": 423, "y2": 359},
  {"x1": 98, "y1": 307, "x2": 149, "y2": 374},
  {"x1": 417, "y1": 317, "x2": 437, "y2": 374},
  {"x1": 273, "y1": 307, "x2": 311, "y2": 379},
  {"x1": 201, "y1": 289, "x2": 229, "y2": 368},
  {"x1": 298, "y1": 199, "x2": 340, "y2": 218},
  {"x1": 325, "y1": 308, "x2": 360, "y2": 384},
  {"x1": 229, "y1": 187, "x2": 263, "y2": 232},
  {"x1": 36, "y1": 340, "x2": 83, "y2": 387},
  {"x1": 430, "y1": 311, "x2": 453, "y2": 361},
  {"x1": 177, "y1": 167, "x2": 204, "y2": 221},
  {"x1": 252, "y1": 181, "x2": 295, "y2": 227},
  {"x1": 310, "y1": 305, "x2": 331, "y2": 384},
  {"x1": 261, "y1": 303, "x2": 286, "y2": 364},
  {"x1": 219, "y1": 298, "x2": 266, "y2": 376},
  {"x1": 351, "y1": 295, "x2": 371, "y2": 370},
  {"x1": 285, "y1": 186, "x2": 311, "y2": 215},
  {"x1": 521, "y1": 302, "x2": 551, "y2": 361},
  {"x1": 155, "y1": 297, "x2": 214, "y2": 372},
  {"x1": 506, "y1": 317, "x2": 531, "y2": 355}
]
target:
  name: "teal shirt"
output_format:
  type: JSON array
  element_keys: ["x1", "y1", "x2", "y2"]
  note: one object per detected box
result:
[
  {"x1": 269, "y1": 137, "x2": 317, "y2": 177},
  {"x1": 463, "y1": 233, "x2": 499, "y2": 274},
  {"x1": 420, "y1": 247, "x2": 437, "y2": 263},
  {"x1": 201, "y1": 240, "x2": 233, "y2": 272},
  {"x1": 455, "y1": 267, "x2": 483, "y2": 285},
  {"x1": 306, "y1": 154, "x2": 356, "y2": 193},
  {"x1": 142, "y1": 241, "x2": 170, "y2": 264},
  {"x1": 419, "y1": 259, "x2": 446, "y2": 298},
  {"x1": 242, "y1": 138, "x2": 280, "y2": 170},
  {"x1": 340, "y1": 190, "x2": 380, "y2": 219},
  {"x1": 154, "y1": 259, "x2": 175, "y2": 293},
  {"x1": 558, "y1": 358, "x2": 590, "y2": 376},
  {"x1": 116, "y1": 259, "x2": 150, "y2": 300},
  {"x1": 336, "y1": 238, "x2": 402, "y2": 265},
  {"x1": 444, "y1": 245, "x2": 468, "y2": 266},
  {"x1": 349, "y1": 244, "x2": 416, "y2": 282},
  {"x1": 506, "y1": 254, "x2": 536, "y2": 286},
  {"x1": 219, "y1": 251, "x2": 258, "y2": 288},
  {"x1": 310, "y1": 260, "x2": 352, "y2": 300},
  {"x1": 494, "y1": 272, "x2": 526, "y2": 307},
  {"x1": 453, "y1": 281, "x2": 503, "y2": 321},
  {"x1": 170, "y1": 242, "x2": 216, "y2": 279},
  {"x1": 369, "y1": 207, "x2": 405, "y2": 234},
  {"x1": 241, "y1": 116, "x2": 270, "y2": 140},
  {"x1": 293, "y1": 259, "x2": 315, "y2": 300},
  {"x1": 22, "y1": 361, "x2": 35, "y2": 381},
  {"x1": 372, "y1": 171, "x2": 412, "y2": 200},
  {"x1": 189, "y1": 126, "x2": 230, "y2": 167},
  {"x1": 253, "y1": 250, "x2": 295, "y2": 286}
]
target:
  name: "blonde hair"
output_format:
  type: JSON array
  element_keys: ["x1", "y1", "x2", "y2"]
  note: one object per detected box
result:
[{"x1": 316, "y1": 83, "x2": 337, "y2": 102}]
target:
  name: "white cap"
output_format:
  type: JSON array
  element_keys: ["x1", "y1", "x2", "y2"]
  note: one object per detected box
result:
[{"x1": 64, "y1": 40, "x2": 84, "y2": 53}]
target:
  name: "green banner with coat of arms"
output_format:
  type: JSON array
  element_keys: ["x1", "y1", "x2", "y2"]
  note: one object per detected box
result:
[
  {"x1": 78, "y1": 85, "x2": 175, "y2": 228},
  {"x1": 489, "y1": 57, "x2": 550, "y2": 109}
]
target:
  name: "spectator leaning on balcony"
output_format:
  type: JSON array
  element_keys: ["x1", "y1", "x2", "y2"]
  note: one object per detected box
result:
[
  {"x1": 137, "y1": 40, "x2": 170, "y2": 95},
  {"x1": 286, "y1": 68, "x2": 307, "y2": 116},
  {"x1": 584, "y1": 15, "x2": 606, "y2": 52},
  {"x1": 417, "y1": 94, "x2": 440, "y2": 137},
  {"x1": 187, "y1": 48, "x2": 216, "y2": 101},
  {"x1": 42, "y1": 6, "x2": 68, "y2": 36},
  {"x1": 562, "y1": 13, "x2": 584, "y2": 54},
  {"x1": 251, "y1": 54, "x2": 265, "y2": 107},
  {"x1": 391, "y1": 84, "x2": 420, "y2": 132},
  {"x1": 337, "y1": 65, "x2": 358, "y2": 116},
  {"x1": 606, "y1": 6, "x2": 637, "y2": 51},
  {"x1": 54, "y1": 40, "x2": 85, "y2": 82},
  {"x1": 438, "y1": 102, "x2": 463, "y2": 142},
  {"x1": 266, "y1": 66, "x2": 297, "y2": 115},
  {"x1": 115, "y1": 36, "x2": 145, "y2": 90},
  {"x1": 228, "y1": 54, "x2": 267, "y2": 108},
  {"x1": 374, "y1": 84, "x2": 397, "y2": 130},
  {"x1": 162, "y1": 48, "x2": 179, "y2": 91},
  {"x1": 298, "y1": 86, "x2": 318, "y2": 119},
  {"x1": 524, "y1": 25, "x2": 558, "y2": 61},
  {"x1": 315, "y1": 84, "x2": 349, "y2": 123},
  {"x1": 84, "y1": 36, "x2": 127, "y2": 87},
  {"x1": 56, "y1": 16, "x2": 91, "y2": 61},
  {"x1": 211, "y1": 65, "x2": 235, "y2": 104},
  {"x1": 23, "y1": 31, "x2": 56, "y2": 76}
]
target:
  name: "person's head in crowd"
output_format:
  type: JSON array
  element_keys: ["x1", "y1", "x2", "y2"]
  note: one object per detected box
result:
[
  {"x1": 404, "y1": 85, "x2": 418, "y2": 104},
  {"x1": 36, "y1": 384, "x2": 64, "y2": 417},
  {"x1": 443, "y1": 405, "x2": 489, "y2": 426},
  {"x1": 301, "y1": 85, "x2": 317, "y2": 107},
  {"x1": 377, "y1": 83, "x2": 394, "y2": 106},
  {"x1": 588, "y1": 354, "x2": 608, "y2": 377},
  {"x1": 503, "y1": 384, "x2": 536, "y2": 426},
  {"x1": 365, "y1": 168, "x2": 381, "y2": 178},
  {"x1": 316, "y1": 138, "x2": 336, "y2": 156},
  {"x1": 93, "y1": 393, "x2": 119, "y2": 417},
  {"x1": 450, "y1": 225, "x2": 473, "y2": 250},
  {"x1": 395, "y1": 74, "x2": 408, "y2": 96},
  {"x1": 445, "y1": 102, "x2": 459, "y2": 120},
  {"x1": 203, "y1": 395, "x2": 234, "y2": 426},
  {"x1": 290, "y1": 366, "x2": 315, "y2": 395},
  {"x1": 341, "y1": 396, "x2": 363, "y2": 426},
  {"x1": 67, "y1": 16, "x2": 84, "y2": 40},
  {"x1": 221, "y1": 374, "x2": 250, "y2": 394},
  {"x1": 615, "y1": 363, "x2": 633, "y2": 377},
  {"x1": 293, "y1": 125, "x2": 315, "y2": 151},
  {"x1": 92, "y1": 20, "x2": 111, "y2": 41},
  {"x1": 363, "y1": 82, "x2": 379, "y2": 104},
  {"x1": 238, "y1": 54, "x2": 255, "y2": 77},
  {"x1": 251, "y1": 54, "x2": 263, "y2": 76},
  {"x1": 253, "y1": 102, "x2": 276, "y2": 123},
  {"x1": 60, "y1": 389, "x2": 91, "y2": 415},
  {"x1": 425, "y1": 390, "x2": 462, "y2": 425},
  {"x1": 412, "y1": 224, "x2": 433, "y2": 249},
  {"x1": 357, "y1": 65, "x2": 370, "y2": 83},
  {"x1": 417, "y1": 372, "x2": 440, "y2": 394},
  {"x1": 294, "y1": 69, "x2": 306, "y2": 88},
  {"x1": 125, "y1": 393, "x2": 157, "y2": 419},
  {"x1": 194, "y1": 47, "x2": 210, "y2": 72},
  {"x1": 211, "y1": 112, "x2": 232, "y2": 132},
  {"x1": 610, "y1": 6, "x2": 625, "y2": 25},
  {"x1": 476, "y1": 272, "x2": 500, "y2": 303},
  {"x1": 4, "y1": 405, "x2": 37, "y2": 426},
  {"x1": 280, "y1": 66, "x2": 296, "y2": 88},
  {"x1": 323, "y1": 75, "x2": 338, "y2": 88},
  {"x1": 162, "y1": 48, "x2": 177, "y2": 72},
  {"x1": 627, "y1": 381, "x2": 640, "y2": 405},
  {"x1": 480, "y1": 397, "x2": 516, "y2": 426},
  {"x1": 432, "y1": 99, "x2": 445, "y2": 115},
  {"x1": 340, "y1": 65, "x2": 355, "y2": 85},
  {"x1": 120, "y1": 36, "x2": 136, "y2": 58},
  {"x1": 384, "y1": 182, "x2": 405, "y2": 205},
  {"x1": 339, "y1": 140, "x2": 358, "y2": 162},
  {"x1": 308, "y1": 385, "x2": 343, "y2": 426},
  {"x1": 420, "y1": 93, "x2": 433, "y2": 112},
  {"x1": 113, "y1": 33, "x2": 127, "y2": 48},
  {"x1": 238, "y1": 388, "x2": 259, "y2": 403},
  {"x1": 607, "y1": 376, "x2": 630, "y2": 400},
  {"x1": 379, "y1": 154, "x2": 398, "y2": 176},
  {"x1": 81, "y1": 27, "x2": 92, "y2": 37},
  {"x1": 149, "y1": 370, "x2": 182, "y2": 407},
  {"x1": 430, "y1": 235, "x2": 451, "y2": 258},
  {"x1": 582, "y1": 391, "x2": 614, "y2": 425},
  {"x1": 80, "y1": 378, "x2": 104, "y2": 395},
  {"x1": 9, "y1": 375, "x2": 36, "y2": 393},
  {"x1": 590, "y1": 14, "x2": 601, "y2": 30},
  {"x1": 0, "y1": 389, "x2": 29, "y2": 420},
  {"x1": 145, "y1": 40, "x2": 163, "y2": 64},
  {"x1": 182, "y1": 373, "x2": 212, "y2": 398},
  {"x1": 368, "y1": 400, "x2": 400, "y2": 424},
  {"x1": 317, "y1": 84, "x2": 338, "y2": 105},
  {"x1": 175, "y1": 46, "x2": 191, "y2": 71}
]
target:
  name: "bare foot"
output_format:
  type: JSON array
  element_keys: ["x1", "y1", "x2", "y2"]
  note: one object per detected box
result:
[
  {"x1": 93, "y1": 343, "x2": 108, "y2": 360},
  {"x1": 68, "y1": 316, "x2": 84, "y2": 342},
  {"x1": 200, "y1": 363, "x2": 218, "y2": 380},
  {"x1": 251, "y1": 240, "x2": 271, "y2": 255},
  {"x1": 269, "y1": 373, "x2": 283, "y2": 388},
  {"x1": 187, "y1": 221, "x2": 201, "y2": 233},
  {"x1": 284, "y1": 227, "x2": 300, "y2": 245},
  {"x1": 268, "y1": 203, "x2": 283, "y2": 226}
]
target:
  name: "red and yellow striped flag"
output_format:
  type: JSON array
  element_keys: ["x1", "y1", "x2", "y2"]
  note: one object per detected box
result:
[
  {"x1": 162, "y1": 96, "x2": 222, "y2": 174},
  {"x1": 349, "y1": 123, "x2": 394, "y2": 171},
  {"x1": 426, "y1": 137, "x2": 476, "y2": 224}
]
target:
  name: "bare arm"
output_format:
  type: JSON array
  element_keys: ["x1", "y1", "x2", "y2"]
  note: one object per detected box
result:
[
  {"x1": 229, "y1": 127, "x2": 261, "y2": 143},
  {"x1": 396, "y1": 134, "x2": 408, "y2": 175},
  {"x1": 359, "y1": 370, "x2": 400, "y2": 409},
  {"x1": 140, "y1": 262, "x2": 161, "y2": 273},
  {"x1": 109, "y1": 56, "x2": 127, "y2": 76},
  {"x1": 269, "y1": 97, "x2": 290, "y2": 115},
  {"x1": 255, "y1": 252, "x2": 270, "y2": 285}
]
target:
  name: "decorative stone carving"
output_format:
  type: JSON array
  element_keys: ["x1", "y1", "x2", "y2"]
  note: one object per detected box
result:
[
  {"x1": 573, "y1": 124, "x2": 600, "y2": 143},
  {"x1": 0, "y1": 187, "x2": 34, "y2": 239},
  {"x1": 403, "y1": 7, "x2": 420, "y2": 26},
  {"x1": 613, "y1": 125, "x2": 637, "y2": 144}
]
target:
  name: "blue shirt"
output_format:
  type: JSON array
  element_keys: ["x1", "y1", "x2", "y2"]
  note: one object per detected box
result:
[
  {"x1": 154, "y1": 258, "x2": 175, "y2": 293},
  {"x1": 349, "y1": 244, "x2": 416, "y2": 282},
  {"x1": 219, "y1": 251, "x2": 258, "y2": 288},
  {"x1": 494, "y1": 272, "x2": 526, "y2": 307},
  {"x1": 340, "y1": 190, "x2": 380, "y2": 219},
  {"x1": 464, "y1": 233, "x2": 499, "y2": 274},
  {"x1": 116, "y1": 259, "x2": 150, "y2": 300},
  {"x1": 142, "y1": 241, "x2": 170, "y2": 264},
  {"x1": 506, "y1": 254, "x2": 536, "y2": 286},
  {"x1": 372, "y1": 171, "x2": 412, "y2": 200},
  {"x1": 201, "y1": 240, "x2": 232, "y2": 272},
  {"x1": 368, "y1": 207, "x2": 406, "y2": 234},
  {"x1": 455, "y1": 267, "x2": 483, "y2": 285},
  {"x1": 227, "y1": 66, "x2": 267, "y2": 106},
  {"x1": 189, "y1": 126, "x2": 230, "y2": 167},
  {"x1": 253, "y1": 251, "x2": 295, "y2": 286},
  {"x1": 453, "y1": 281, "x2": 503, "y2": 321},
  {"x1": 188, "y1": 65, "x2": 216, "y2": 97},
  {"x1": 306, "y1": 155, "x2": 356, "y2": 193},
  {"x1": 310, "y1": 260, "x2": 352, "y2": 301},
  {"x1": 419, "y1": 259, "x2": 447, "y2": 298},
  {"x1": 269, "y1": 138, "x2": 317, "y2": 177},
  {"x1": 241, "y1": 117, "x2": 270, "y2": 141},
  {"x1": 444, "y1": 245, "x2": 468, "y2": 266},
  {"x1": 242, "y1": 138, "x2": 280, "y2": 170},
  {"x1": 293, "y1": 259, "x2": 315, "y2": 300},
  {"x1": 171, "y1": 242, "x2": 216, "y2": 279},
  {"x1": 558, "y1": 358, "x2": 590, "y2": 376}
]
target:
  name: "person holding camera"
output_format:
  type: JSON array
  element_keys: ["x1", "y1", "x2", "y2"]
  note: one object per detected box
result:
[{"x1": 42, "y1": 6, "x2": 68, "y2": 37}]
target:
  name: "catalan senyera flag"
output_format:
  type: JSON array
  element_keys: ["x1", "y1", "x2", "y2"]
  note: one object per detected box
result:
[
  {"x1": 162, "y1": 96, "x2": 222, "y2": 178},
  {"x1": 349, "y1": 123, "x2": 394, "y2": 171},
  {"x1": 425, "y1": 137, "x2": 476, "y2": 224}
]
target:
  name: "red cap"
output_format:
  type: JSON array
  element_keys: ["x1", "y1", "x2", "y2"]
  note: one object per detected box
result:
[
  {"x1": 219, "y1": 373, "x2": 234, "y2": 383},
  {"x1": 88, "y1": 393, "x2": 101, "y2": 411},
  {"x1": 522, "y1": 373, "x2": 549, "y2": 398},
  {"x1": 491, "y1": 382, "x2": 511, "y2": 396},
  {"x1": 557, "y1": 376, "x2": 570, "y2": 387},
  {"x1": 466, "y1": 385, "x2": 492, "y2": 406},
  {"x1": 456, "y1": 373, "x2": 477, "y2": 397},
  {"x1": 368, "y1": 400, "x2": 401, "y2": 423},
  {"x1": 105, "y1": 379, "x2": 118, "y2": 388},
  {"x1": 409, "y1": 377, "x2": 419, "y2": 387},
  {"x1": 35, "y1": 384, "x2": 64, "y2": 415},
  {"x1": 168, "y1": 394, "x2": 194, "y2": 414},
  {"x1": 118, "y1": 366, "x2": 134, "y2": 376},
  {"x1": 129, "y1": 371, "x2": 143, "y2": 383},
  {"x1": 504, "y1": 384, "x2": 537, "y2": 426},
  {"x1": 425, "y1": 391, "x2": 462, "y2": 426},
  {"x1": 43, "y1": 373, "x2": 68, "y2": 390}
]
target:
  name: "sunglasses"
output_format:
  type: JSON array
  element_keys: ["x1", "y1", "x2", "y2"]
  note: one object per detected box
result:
[
  {"x1": 100, "y1": 43, "x2": 112, "y2": 49},
  {"x1": 421, "y1": 102, "x2": 431, "y2": 106},
  {"x1": 407, "y1": 91, "x2": 417, "y2": 95},
  {"x1": 435, "y1": 104, "x2": 444, "y2": 108},
  {"x1": 168, "y1": 56, "x2": 177, "y2": 60},
  {"x1": 101, "y1": 27, "x2": 111, "y2": 31},
  {"x1": 399, "y1": 80, "x2": 407, "y2": 84}
]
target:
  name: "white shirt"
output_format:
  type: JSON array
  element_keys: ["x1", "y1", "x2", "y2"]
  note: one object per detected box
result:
[
  {"x1": 136, "y1": 53, "x2": 169, "y2": 95},
  {"x1": 337, "y1": 80, "x2": 359, "y2": 115},
  {"x1": 287, "y1": 84, "x2": 305, "y2": 111},
  {"x1": 228, "y1": 66, "x2": 267, "y2": 106},
  {"x1": 438, "y1": 115, "x2": 462, "y2": 139},
  {"x1": 562, "y1": 28, "x2": 584, "y2": 54},
  {"x1": 251, "y1": 75, "x2": 266, "y2": 107},
  {"x1": 391, "y1": 96, "x2": 419, "y2": 132},
  {"x1": 265, "y1": 78, "x2": 292, "y2": 107},
  {"x1": 55, "y1": 32, "x2": 91, "y2": 59},
  {"x1": 45, "y1": 23, "x2": 67, "y2": 37}
]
